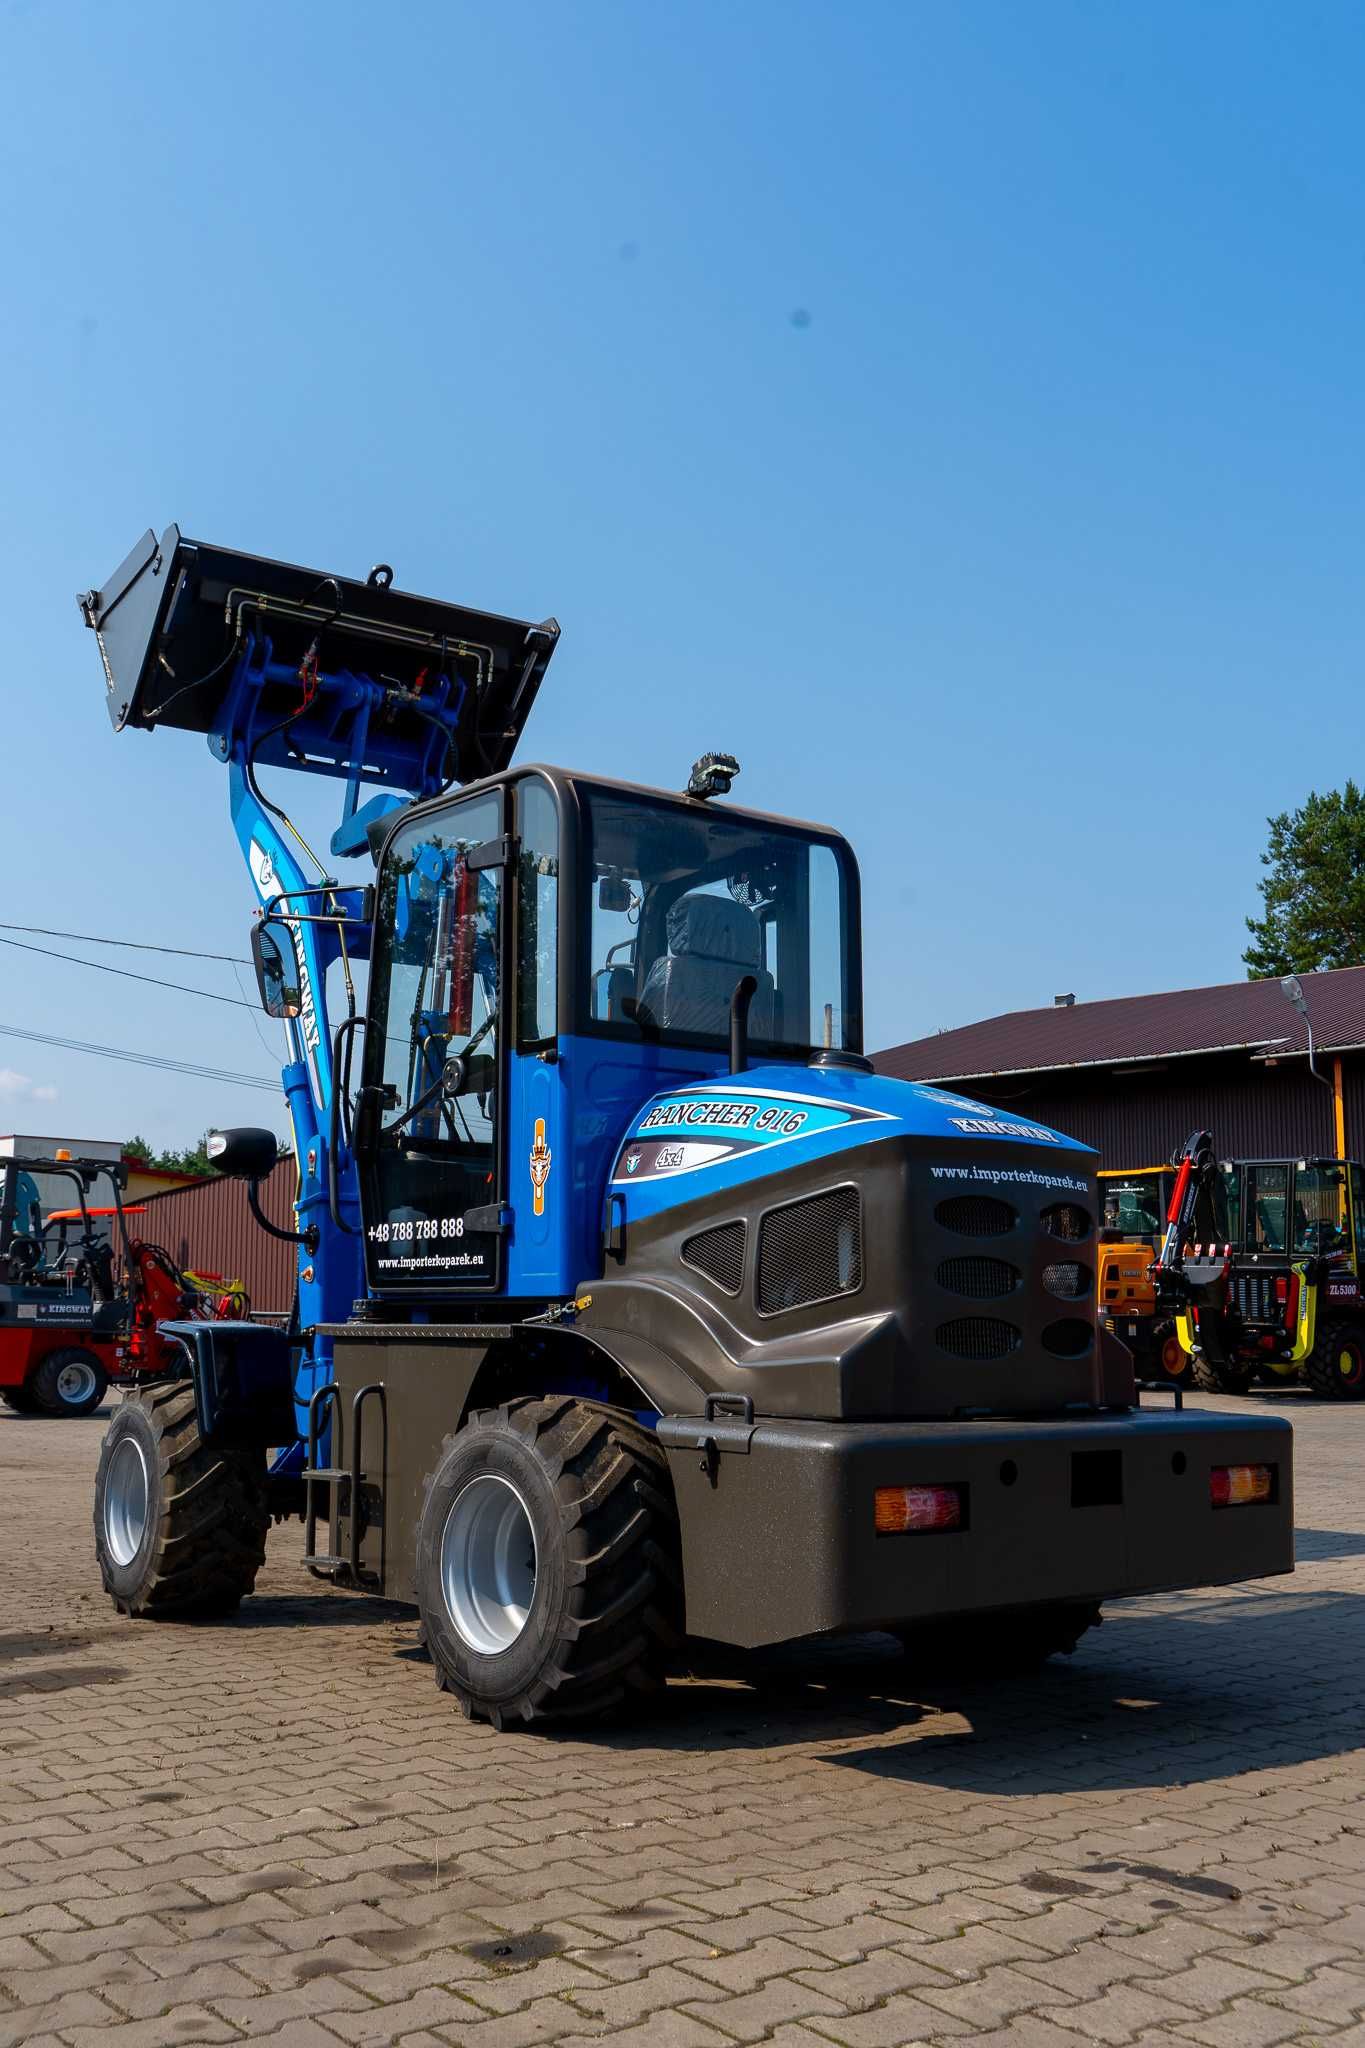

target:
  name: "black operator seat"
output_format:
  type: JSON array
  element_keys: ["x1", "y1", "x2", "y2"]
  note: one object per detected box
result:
[{"x1": 637, "y1": 892, "x2": 775, "y2": 1039}]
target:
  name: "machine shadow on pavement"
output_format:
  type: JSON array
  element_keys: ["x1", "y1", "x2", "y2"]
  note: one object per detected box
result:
[{"x1": 545, "y1": 1584, "x2": 1364, "y2": 1794}]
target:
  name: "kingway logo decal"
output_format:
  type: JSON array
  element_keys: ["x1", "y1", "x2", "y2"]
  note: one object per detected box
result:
[
  {"x1": 611, "y1": 1087, "x2": 892, "y2": 1185},
  {"x1": 945, "y1": 1115, "x2": 1060, "y2": 1144}
]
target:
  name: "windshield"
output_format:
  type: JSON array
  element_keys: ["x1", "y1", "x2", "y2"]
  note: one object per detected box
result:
[
  {"x1": 582, "y1": 789, "x2": 860, "y2": 1053},
  {"x1": 1100, "y1": 1176, "x2": 1167, "y2": 1238}
]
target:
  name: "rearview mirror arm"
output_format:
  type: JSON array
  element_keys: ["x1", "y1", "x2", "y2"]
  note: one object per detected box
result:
[{"x1": 246, "y1": 1175, "x2": 318, "y2": 1255}]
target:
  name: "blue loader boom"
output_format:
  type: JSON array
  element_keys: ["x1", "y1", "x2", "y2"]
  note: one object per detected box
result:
[
  {"x1": 80, "y1": 527, "x2": 558, "y2": 1440},
  {"x1": 83, "y1": 525, "x2": 1293, "y2": 1732}
]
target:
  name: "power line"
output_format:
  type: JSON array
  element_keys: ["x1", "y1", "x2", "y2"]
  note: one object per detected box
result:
[
  {"x1": 0, "y1": 921, "x2": 249, "y2": 965},
  {"x1": 0, "y1": 1023, "x2": 279, "y2": 1094},
  {"x1": 0, "y1": 935, "x2": 254, "y2": 1010}
]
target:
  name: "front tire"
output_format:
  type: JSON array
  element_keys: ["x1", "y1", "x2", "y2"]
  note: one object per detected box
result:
[
  {"x1": 416, "y1": 1396, "x2": 681, "y2": 1729},
  {"x1": 1305, "y1": 1319, "x2": 1365, "y2": 1400},
  {"x1": 1, "y1": 1385, "x2": 37, "y2": 1414},
  {"x1": 31, "y1": 1348, "x2": 108, "y2": 1418},
  {"x1": 93, "y1": 1382, "x2": 269, "y2": 1616}
]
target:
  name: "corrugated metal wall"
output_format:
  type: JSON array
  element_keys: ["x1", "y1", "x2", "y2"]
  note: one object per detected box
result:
[
  {"x1": 131, "y1": 1161, "x2": 299, "y2": 1314},
  {"x1": 959, "y1": 1052, "x2": 1358, "y2": 1171}
]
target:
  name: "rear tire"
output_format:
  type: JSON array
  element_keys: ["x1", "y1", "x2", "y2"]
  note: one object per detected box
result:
[
  {"x1": 897, "y1": 1601, "x2": 1101, "y2": 1677},
  {"x1": 93, "y1": 1382, "x2": 269, "y2": 1617},
  {"x1": 31, "y1": 1348, "x2": 108, "y2": 1418},
  {"x1": 416, "y1": 1396, "x2": 682, "y2": 1729},
  {"x1": 0, "y1": 1386, "x2": 36, "y2": 1414},
  {"x1": 1305, "y1": 1318, "x2": 1365, "y2": 1400},
  {"x1": 1189, "y1": 1351, "x2": 1255, "y2": 1396}
]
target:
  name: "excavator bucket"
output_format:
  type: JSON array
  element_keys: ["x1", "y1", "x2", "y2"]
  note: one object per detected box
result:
[{"x1": 80, "y1": 526, "x2": 559, "y2": 796}]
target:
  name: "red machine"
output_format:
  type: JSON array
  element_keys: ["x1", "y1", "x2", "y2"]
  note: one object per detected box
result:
[
  {"x1": 0, "y1": 1156, "x2": 246, "y2": 1417},
  {"x1": 119, "y1": 1240, "x2": 249, "y2": 1379}
]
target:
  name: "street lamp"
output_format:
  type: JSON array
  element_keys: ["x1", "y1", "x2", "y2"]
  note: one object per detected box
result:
[{"x1": 1280, "y1": 973, "x2": 1336, "y2": 1155}]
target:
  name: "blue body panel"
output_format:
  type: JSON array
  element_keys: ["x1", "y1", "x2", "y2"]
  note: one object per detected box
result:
[
  {"x1": 504, "y1": 1034, "x2": 725, "y2": 1298},
  {"x1": 604, "y1": 1065, "x2": 1094, "y2": 1231},
  {"x1": 503, "y1": 1046, "x2": 1092, "y2": 1301}
]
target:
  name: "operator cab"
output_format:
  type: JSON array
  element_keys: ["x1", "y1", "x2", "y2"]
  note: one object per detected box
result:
[
  {"x1": 1223, "y1": 1157, "x2": 1365, "y2": 1263},
  {"x1": 0, "y1": 1157, "x2": 126, "y2": 1302},
  {"x1": 352, "y1": 767, "x2": 862, "y2": 1307}
]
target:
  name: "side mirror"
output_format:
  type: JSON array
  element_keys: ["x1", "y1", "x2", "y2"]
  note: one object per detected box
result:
[
  {"x1": 251, "y1": 919, "x2": 302, "y2": 1019},
  {"x1": 597, "y1": 874, "x2": 631, "y2": 914},
  {"x1": 207, "y1": 1128, "x2": 280, "y2": 1181}
]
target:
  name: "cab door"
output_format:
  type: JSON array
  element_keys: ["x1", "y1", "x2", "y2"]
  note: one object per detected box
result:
[{"x1": 358, "y1": 790, "x2": 507, "y2": 1295}]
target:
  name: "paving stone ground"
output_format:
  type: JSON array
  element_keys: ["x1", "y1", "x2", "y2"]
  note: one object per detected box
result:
[{"x1": 2, "y1": 1387, "x2": 1364, "y2": 2046}]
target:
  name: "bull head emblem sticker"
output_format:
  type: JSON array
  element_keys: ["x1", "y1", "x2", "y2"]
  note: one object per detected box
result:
[{"x1": 529, "y1": 1118, "x2": 553, "y2": 1216}]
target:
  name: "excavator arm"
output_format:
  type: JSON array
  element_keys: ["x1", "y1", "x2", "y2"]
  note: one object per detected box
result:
[{"x1": 1152, "y1": 1129, "x2": 1234, "y2": 1364}]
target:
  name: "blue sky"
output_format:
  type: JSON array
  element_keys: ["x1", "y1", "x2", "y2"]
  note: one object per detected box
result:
[{"x1": 2, "y1": 1, "x2": 1364, "y2": 1150}]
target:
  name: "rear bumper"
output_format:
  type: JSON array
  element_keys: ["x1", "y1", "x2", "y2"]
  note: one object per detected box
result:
[{"x1": 657, "y1": 1407, "x2": 1293, "y2": 1648}]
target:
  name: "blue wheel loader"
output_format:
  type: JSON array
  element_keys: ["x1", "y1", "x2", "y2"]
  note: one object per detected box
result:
[{"x1": 81, "y1": 529, "x2": 1293, "y2": 1726}]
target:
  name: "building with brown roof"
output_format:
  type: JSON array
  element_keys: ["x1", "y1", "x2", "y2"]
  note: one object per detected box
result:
[{"x1": 875, "y1": 965, "x2": 1365, "y2": 1169}]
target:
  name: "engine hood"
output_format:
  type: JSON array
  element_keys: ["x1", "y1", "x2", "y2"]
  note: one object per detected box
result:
[{"x1": 609, "y1": 1062, "x2": 1092, "y2": 1224}]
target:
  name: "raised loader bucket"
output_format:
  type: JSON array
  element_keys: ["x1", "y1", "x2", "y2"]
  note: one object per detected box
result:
[{"x1": 79, "y1": 527, "x2": 559, "y2": 804}]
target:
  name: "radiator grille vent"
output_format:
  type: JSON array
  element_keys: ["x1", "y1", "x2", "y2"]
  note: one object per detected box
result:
[
  {"x1": 1234, "y1": 1274, "x2": 1280, "y2": 1321},
  {"x1": 682, "y1": 1221, "x2": 745, "y2": 1296},
  {"x1": 757, "y1": 1187, "x2": 863, "y2": 1315},
  {"x1": 936, "y1": 1316, "x2": 1021, "y2": 1361},
  {"x1": 1041, "y1": 1202, "x2": 1092, "y2": 1242},
  {"x1": 936, "y1": 1256, "x2": 1019, "y2": 1300},
  {"x1": 1041, "y1": 1317, "x2": 1094, "y2": 1357},
  {"x1": 934, "y1": 1195, "x2": 1016, "y2": 1237},
  {"x1": 1043, "y1": 1260, "x2": 1090, "y2": 1300}
]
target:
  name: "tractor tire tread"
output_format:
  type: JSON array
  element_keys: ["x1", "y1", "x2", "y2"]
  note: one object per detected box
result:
[
  {"x1": 423, "y1": 1395, "x2": 680, "y2": 1729},
  {"x1": 1305, "y1": 1317, "x2": 1365, "y2": 1400},
  {"x1": 1189, "y1": 1353, "x2": 1254, "y2": 1396},
  {"x1": 94, "y1": 1382, "x2": 269, "y2": 1618}
]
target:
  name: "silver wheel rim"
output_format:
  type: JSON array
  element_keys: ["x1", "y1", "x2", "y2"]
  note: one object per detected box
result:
[
  {"x1": 56, "y1": 1359, "x2": 98, "y2": 1408},
  {"x1": 440, "y1": 1473, "x2": 537, "y2": 1656},
  {"x1": 104, "y1": 1437, "x2": 149, "y2": 1565}
]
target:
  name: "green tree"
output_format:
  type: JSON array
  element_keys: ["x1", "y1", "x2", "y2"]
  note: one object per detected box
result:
[
  {"x1": 123, "y1": 1134, "x2": 218, "y2": 1179},
  {"x1": 1244, "y1": 781, "x2": 1365, "y2": 978}
]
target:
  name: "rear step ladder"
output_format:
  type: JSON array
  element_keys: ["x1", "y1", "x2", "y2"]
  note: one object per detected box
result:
[{"x1": 304, "y1": 1381, "x2": 387, "y2": 1588}]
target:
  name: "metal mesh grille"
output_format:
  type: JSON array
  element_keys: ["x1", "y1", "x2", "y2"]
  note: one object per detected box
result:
[
  {"x1": 934, "y1": 1195, "x2": 1016, "y2": 1237},
  {"x1": 1234, "y1": 1274, "x2": 1279, "y2": 1321},
  {"x1": 936, "y1": 1316, "x2": 1021, "y2": 1361},
  {"x1": 936, "y1": 1256, "x2": 1019, "y2": 1299},
  {"x1": 682, "y1": 1221, "x2": 745, "y2": 1296},
  {"x1": 756, "y1": 1187, "x2": 863, "y2": 1315},
  {"x1": 1041, "y1": 1202, "x2": 1091, "y2": 1242},
  {"x1": 1041, "y1": 1317, "x2": 1094, "y2": 1357},
  {"x1": 1043, "y1": 1260, "x2": 1090, "y2": 1300}
]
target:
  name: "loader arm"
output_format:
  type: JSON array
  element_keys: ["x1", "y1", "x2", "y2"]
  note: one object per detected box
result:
[{"x1": 81, "y1": 525, "x2": 559, "y2": 1430}]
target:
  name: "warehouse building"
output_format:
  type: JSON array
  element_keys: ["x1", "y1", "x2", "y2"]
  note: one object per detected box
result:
[
  {"x1": 128, "y1": 1159, "x2": 298, "y2": 1314},
  {"x1": 876, "y1": 964, "x2": 1365, "y2": 1170}
]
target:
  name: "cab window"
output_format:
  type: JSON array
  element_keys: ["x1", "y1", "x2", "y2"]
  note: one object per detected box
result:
[
  {"x1": 582, "y1": 789, "x2": 860, "y2": 1053},
  {"x1": 516, "y1": 778, "x2": 559, "y2": 1047},
  {"x1": 1246, "y1": 1164, "x2": 1288, "y2": 1253},
  {"x1": 1100, "y1": 1177, "x2": 1164, "y2": 1237},
  {"x1": 1294, "y1": 1163, "x2": 1349, "y2": 1255}
]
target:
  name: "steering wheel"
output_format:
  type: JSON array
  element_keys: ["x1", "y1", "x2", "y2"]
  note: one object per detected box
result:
[{"x1": 7, "y1": 1233, "x2": 41, "y2": 1276}]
